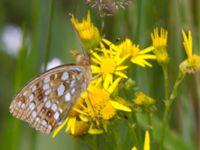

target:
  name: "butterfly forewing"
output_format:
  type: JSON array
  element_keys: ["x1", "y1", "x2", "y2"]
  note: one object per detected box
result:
[{"x1": 10, "y1": 65, "x2": 88, "y2": 134}]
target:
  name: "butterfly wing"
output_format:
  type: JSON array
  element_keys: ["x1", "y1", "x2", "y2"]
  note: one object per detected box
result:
[{"x1": 10, "y1": 65, "x2": 88, "y2": 134}]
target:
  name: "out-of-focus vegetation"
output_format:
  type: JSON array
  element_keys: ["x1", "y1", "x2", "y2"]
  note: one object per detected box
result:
[{"x1": 0, "y1": 0, "x2": 199, "y2": 150}]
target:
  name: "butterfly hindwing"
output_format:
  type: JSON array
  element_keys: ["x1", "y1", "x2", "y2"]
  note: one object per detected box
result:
[{"x1": 10, "y1": 65, "x2": 86, "y2": 133}]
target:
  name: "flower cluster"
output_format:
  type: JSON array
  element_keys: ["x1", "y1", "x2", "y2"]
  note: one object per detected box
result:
[
  {"x1": 52, "y1": 11, "x2": 161, "y2": 137},
  {"x1": 53, "y1": 80, "x2": 132, "y2": 137},
  {"x1": 57, "y1": 10, "x2": 200, "y2": 141},
  {"x1": 50, "y1": 9, "x2": 200, "y2": 150}
]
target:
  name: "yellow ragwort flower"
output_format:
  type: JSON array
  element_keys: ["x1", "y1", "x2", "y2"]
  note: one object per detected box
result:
[
  {"x1": 179, "y1": 30, "x2": 200, "y2": 74},
  {"x1": 118, "y1": 38, "x2": 156, "y2": 67},
  {"x1": 151, "y1": 28, "x2": 167, "y2": 49},
  {"x1": 134, "y1": 92, "x2": 155, "y2": 107},
  {"x1": 91, "y1": 40, "x2": 129, "y2": 88},
  {"x1": 52, "y1": 79, "x2": 131, "y2": 137},
  {"x1": 151, "y1": 28, "x2": 169, "y2": 65},
  {"x1": 70, "y1": 11, "x2": 101, "y2": 49},
  {"x1": 131, "y1": 130, "x2": 150, "y2": 150},
  {"x1": 79, "y1": 82, "x2": 131, "y2": 121}
]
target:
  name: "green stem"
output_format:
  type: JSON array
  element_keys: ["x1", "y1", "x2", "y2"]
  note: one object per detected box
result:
[
  {"x1": 169, "y1": 71, "x2": 185, "y2": 101},
  {"x1": 44, "y1": 0, "x2": 55, "y2": 70},
  {"x1": 100, "y1": 16, "x2": 105, "y2": 34},
  {"x1": 162, "y1": 65, "x2": 169, "y2": 101},
  {"x1": 147, "y1": 113, "x2": 154, "y2": 149},
  {"x1": 147, "y1": 113, "x2": 152, "y2": 129},
  {"x1": 131, "y1": 113, "x2": 143, "y2": 150},
  {"x1": 90, "y1": 135, "x2": 99, "y2": 150},
  {"x1": 159, "y1": 71, "x2": 185, "y2": 150},
  {"x1": 113, "y1": 131, "x2": 123, "y2": 150}
]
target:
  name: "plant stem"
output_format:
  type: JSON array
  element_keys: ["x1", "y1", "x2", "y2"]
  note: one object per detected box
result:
[
  {"x1": 44, "y1": 0, "x2": 55, "y2": 70},
  {"x1": 159, "y1": 71, "x2": 185, "y2": 150},
  {"x1": 147, "y1": 113, "x2": 152, "y2": 129},
  {"x1": 162, "y1": 65, "x2": 169, "y2": 101},
  {"x1": 131, "y1": 113, "x2": 143, "y2": 150}
]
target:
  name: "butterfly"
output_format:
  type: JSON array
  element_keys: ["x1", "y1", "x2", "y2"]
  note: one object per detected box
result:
[{"x1": 9, "y1": 54, "x2": 91, "y2": 134}]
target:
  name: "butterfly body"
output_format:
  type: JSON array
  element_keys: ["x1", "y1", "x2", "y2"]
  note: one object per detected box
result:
[{"x1": 10, "y1": 55, "x2": 91, "y2": 134}]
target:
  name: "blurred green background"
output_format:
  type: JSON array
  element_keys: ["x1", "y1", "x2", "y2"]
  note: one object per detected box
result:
[{"x1": 0, "y1": 0, "x2": 199, "y2": 150}]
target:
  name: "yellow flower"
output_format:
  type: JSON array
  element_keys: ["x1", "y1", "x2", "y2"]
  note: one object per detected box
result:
[
  {"x1": 101, "y1": 102, "x2": 116, "y2": 120},
  {"x1": 118, "y1": 38, "x2": 156, "y2": 67},
  {"x1": 91, "y1": 40, "x2": 129, "y2": 88},
  {"x1": 79, "y1": 82, "x2": 131, "y2": 121},
  {"x1": 65, "y1": 117, "x2": 90, "y2": 136},
  {"x1": 131, "y1": 130, "x2": 150, "y2": 150},
  {"x1": 64, "y1": 117, "x2": 104, "y2": 136},
  {"x1": 52, "y1": 79, "x2": 131, "y2": 137},
  {"x1": 134, "y1": 92, "x2": 155, "y2": 107},
  {"x1": 151, "y1": 28, "x2": 167, "y2": 49},
  {"x1": 118, "y1": 38, "x2": 132, "y2": 57},
  {"x1": 151, "y1": 28, "x2": 169, "y2": 65},
  {"x1": 70, "y1": 11, "x2": 101, "y2": 49},
  {"x1": 179, "y1": 30, "x2": 200, "y2": 74}
]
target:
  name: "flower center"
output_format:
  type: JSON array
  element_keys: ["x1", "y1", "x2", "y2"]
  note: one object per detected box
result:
[{"x1": 100, "y1": 58, "x2": 116, "y2": 74}]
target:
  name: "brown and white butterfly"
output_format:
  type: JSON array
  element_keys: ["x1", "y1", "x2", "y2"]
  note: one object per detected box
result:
[{"x1": 9, "y1": 54, "x2": 91, "y2": 134}]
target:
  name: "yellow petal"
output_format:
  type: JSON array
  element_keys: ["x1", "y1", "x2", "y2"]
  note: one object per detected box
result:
[
  {"x1": 79, "y1": 114, "x2": 89, "y2": 122},
  {"x1": 91, "y1": 65, "x2": 101, "y2": 73},
  {"x1": 117, "y1": 55, "x2": 129, "y2": 65},
  {"x1": 95, "y1": 77, "x2": 102, "y2": 86},
  {"x1": 52, "y1": 117, "x2": 68, "y2": 138},
  {"x1": 107, "y1": 77, "x2": 122, "y2": 93},
  {"x1": 65, "y1": 117, "x2": 74, "y2": 132},
  {"x1": 131, "y1": 59, "x2": 145, "y2": 67},
  {"x1": 103, "y1": 74, "x2": 113, "y2": 89},
  {"x1": 92, "y1": 52, "x2": 103, "y2": 62},
  {"x1": 131, "y1": 147, "x2": 138, "y2": 150},
  {"x1": 110, "y1": 100, "x2": 132, "y2": 112},
  {"x1": 136, "y1": 59, "x2": 152, "y2": 67},
  {"x1": 73, "y1": 107, "x2": 89, "y2": 116},
  {"x1": 88, "y1": 127, "x2": 104, "y2": 134},
  {"x1": 136, "y1": 54, "x2": 156, "y2": 59},
  {"x1": 70, "y1": 117, "x2": 76, "y2": 134},
  {"x1": 116, "y1": 65, "x2": 128, "y2": 71},
  {"x1": 91, "y1": 57, "x2": 101, "y2": 64},
  {"x1": 131, "y1": 58, "x2": 152, "y2": 67},
  {"x1": 114, "y1": 71, "x2": 128, "y2": 78},
  {"x1": 182, "y1": 30, "x2": 193, "y2": 58},
  {"x1": 140, "y1": 46, "x2": 155, "y2": 54},
  {"x1": 144, "y1": 130, "x2": 150, "y2": 150}
]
